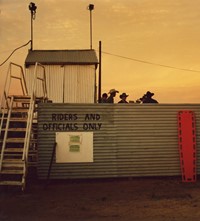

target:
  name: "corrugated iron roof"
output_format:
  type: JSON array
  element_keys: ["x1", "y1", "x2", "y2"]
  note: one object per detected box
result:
[{"x1": 25, "y1": 49, "x2": 99, "y2": 67}]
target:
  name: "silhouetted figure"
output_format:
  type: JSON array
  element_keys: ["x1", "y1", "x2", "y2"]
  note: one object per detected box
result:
[
  {"x1": 100, "y1": 93, "x2": 108, "y2": 103},
  {"x1": 118, "y1": 93, "x2": 129, "y2": 103},
  {"x1": 136, "y1": 94, "x2": 147, "y2": 103},
  {"x1": 142, "y1": 91, "x2": 158, "y2": 103},
  {"x1": 107, "y1": 89, "x2": 119, "y2": 103}
]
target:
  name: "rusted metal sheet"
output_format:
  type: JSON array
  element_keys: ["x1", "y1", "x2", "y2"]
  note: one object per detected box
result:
[{"x1": 37, "y1": 103, "x2": 200, "y2": 179}]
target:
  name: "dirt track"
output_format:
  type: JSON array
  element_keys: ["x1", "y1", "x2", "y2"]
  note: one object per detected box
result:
[{"x1": 1, "y1": 176, "x2": 200, "y2": 221}]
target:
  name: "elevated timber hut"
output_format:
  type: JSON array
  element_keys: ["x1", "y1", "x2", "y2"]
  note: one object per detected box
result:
[{"x1": 25, "y1": 49, "x2": 98, "y2": 103}]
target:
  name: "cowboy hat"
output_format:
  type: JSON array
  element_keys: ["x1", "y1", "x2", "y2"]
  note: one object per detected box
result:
[
  {"x1": 108, "y1": 89, "x2": 119, "y2": 94},
  {"x1": 146, "y1": 91, "x2": 154, "y2": 97},
  {"x1": 120, "y1": 93, "x2": 129, "y2": 99}
]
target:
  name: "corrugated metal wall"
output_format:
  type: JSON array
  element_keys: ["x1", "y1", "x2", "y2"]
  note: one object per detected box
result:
[
  {"x1": 37, "y1": 103, "x2": 200, "y2": 179},
  {"x1": 25, "y1": 65, "x2": 96, "y2": 103},
  {"x1": 46, "y1": 65, "x2": 64, "y2": 102},
  {"x1": 25, "y1": 65, "x2": 47, "y2": 98},
  {"x1": 64, "y1": 65, "x2": 95, "y2": 103}
]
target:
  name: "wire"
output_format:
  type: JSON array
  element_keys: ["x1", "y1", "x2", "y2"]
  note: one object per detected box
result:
[
  {"x1": 101, "y1": 51, "x2": 200, "y2": 73},
  {"x1": 0, "y1": 40, "x2": 31, "y2": 66}
]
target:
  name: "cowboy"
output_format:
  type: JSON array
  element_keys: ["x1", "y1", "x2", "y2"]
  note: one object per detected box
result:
[
  {"x1": 142, "y1": 91, "x2": 158, "y2": 103},
  {"x1": 100, "y1": 93, "x2": 108, "y2": 103},
  {"x1": 107, "y1": 89, "x2": 119, "y2": 103},
  {"x1": 118, "y1": 92, "x2": 129, "y2": 103}
]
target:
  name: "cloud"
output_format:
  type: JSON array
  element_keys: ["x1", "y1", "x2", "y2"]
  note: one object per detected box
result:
[{"x1": 1, "y1": 0, "x2": 200, "y2": 103}]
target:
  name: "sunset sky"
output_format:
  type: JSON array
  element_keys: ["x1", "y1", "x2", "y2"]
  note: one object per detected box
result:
[{"x1": 1, "y1": 0, "x2": 200, "y2": 103}]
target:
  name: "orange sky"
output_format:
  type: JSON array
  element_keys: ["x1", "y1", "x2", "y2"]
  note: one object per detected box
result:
[{"x1": 1, "y1": 0, "x2": 200, "y2": 103}]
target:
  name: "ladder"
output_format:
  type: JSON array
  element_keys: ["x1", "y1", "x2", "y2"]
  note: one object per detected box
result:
[{"x1": 0, "y1": 62, "x2": 47, "y2": 190}]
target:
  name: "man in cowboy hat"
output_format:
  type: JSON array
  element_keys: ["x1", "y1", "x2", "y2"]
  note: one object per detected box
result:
[
  {"x1": 118, "y1": 92, "x2": 129, "y2": 103},
  {"x1": 107, "y1": 89, "x2": 119, "y2": 103},
  {"x1": 143, "y1": 91, "x2": 158, "y2": 103}
]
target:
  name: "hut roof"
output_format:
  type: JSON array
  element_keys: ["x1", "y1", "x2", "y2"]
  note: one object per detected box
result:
[{"x1": 25, "y1": 49, "x2": 98, "y2": 68}]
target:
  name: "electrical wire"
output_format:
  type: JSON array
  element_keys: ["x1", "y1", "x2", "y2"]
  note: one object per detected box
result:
[
  {"x1": 1, "y1": 43, "x2": 199, "y2": 74},
  {"x1": 0, "y1": 40, "x2": 31, "y2": 66},
  {"x1": 101, "y1": 51, "x2": 200, "y2": 73}
]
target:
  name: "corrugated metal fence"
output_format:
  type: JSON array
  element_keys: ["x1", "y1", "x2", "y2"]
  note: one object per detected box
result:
[{"x1": 37, "y1": 103, "x2": 200, "y2": 179}]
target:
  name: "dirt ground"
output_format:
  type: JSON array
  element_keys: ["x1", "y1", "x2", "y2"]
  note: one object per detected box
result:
[{"x1": 1, "y1": 176, "x2": 200, "y2": 221}]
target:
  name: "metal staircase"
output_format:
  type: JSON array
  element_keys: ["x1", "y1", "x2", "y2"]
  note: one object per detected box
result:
[{"x1": 0, "y1": 62, "x2": 47, "y2": 190}]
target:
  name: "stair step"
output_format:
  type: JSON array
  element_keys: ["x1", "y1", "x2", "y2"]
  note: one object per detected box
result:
[
  {"x1": 6, "y1": 138, "x2": 25, "y2": 143},
  {"x1": 4, "y1": 156, "x2": 22, "y2": 160},
  {"x1": 0, "y1": 129, "x2": 26, "y2": 134},
  {"x1": 3, "y1": 156, "x2": 23, "y2": 160},
  {"x1": 3, "y1": 159, "x2": 24, "y2": 168},
  {"x1": 0, "y1": 180, "x2": 22, "y2": 186},
  {"x1": 14, "y1": 98, "x2": 31, "y2": 102},
  {"x1": 3, "y1": 158, "x2": 23, "y2": 162},
  {"x1": 3, "y1": 155, "x2": 23, "y2": 159},
  {"x1": 11, "y1": 109, "x2": 29, "y2": 113},
  {"x1": 9, "y1": 95, "x2": 31, "y2": 99},
  {"x1": 8, "y1": 128, "x2": 26, "y2": 132},
  {"x1": 5, "y1": 118, "x2": 28, "y2": 122},
  {"x1": 4, "y1": 148, "x2": 23, "y2": 152},
  {"x1": 3, "y1": 117, "x2": 37, "y2": 122},
  {"x1": 1, "y1": 169, "x2": 23, "y2": 174},
  {"x1": 3, "y1": 164, "x2": 24, "y2": 169},
  {"x1": 1, "y1": 128, "x2": 26, "y2": 132},
  {"x1": 3, "y1": 166, "x2": 24, "y2": 170}
]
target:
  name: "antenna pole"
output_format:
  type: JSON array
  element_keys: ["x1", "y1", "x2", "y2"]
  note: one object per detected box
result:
[
  {"x1": 30, "y1": 12, "x2": 33, "y2": 50},
  {"x1": 29, "y1": 2, "x2": 37, "y2": 50},
  {"x1": 88, "y1": 4, "x2": 94, "y2": 49}
]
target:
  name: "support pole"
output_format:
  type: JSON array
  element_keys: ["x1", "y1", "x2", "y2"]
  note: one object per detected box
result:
[
  {"x1": 30, "y1": 14, "x2": 33, "y2": 50},
  {"x1": 90, "y1": 9, "x2": 92, "y2": 49},
  {"x1": 98, "y1": 41, "x2": 102, "y2": 103}
]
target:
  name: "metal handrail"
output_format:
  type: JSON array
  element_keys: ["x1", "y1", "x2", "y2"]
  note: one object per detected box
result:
[
  {"x1": 0, "y1": 61, "x2": 48, "y2": 190},
  {"x1": 0, "y1": 62, "x2": 28, "y2": 171},
  {"x1": 36, "y1": 63, "x2": 47, "y2": 99},
  {"x1": 0, "y1": 96, "x2": 14, "y2": 171},
  {"x1": 0, "y1": 61, "x2": 48, "y2": 184},
  {"x1": 22, "y1": 62, "x2": 48, "y2": 163}
]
